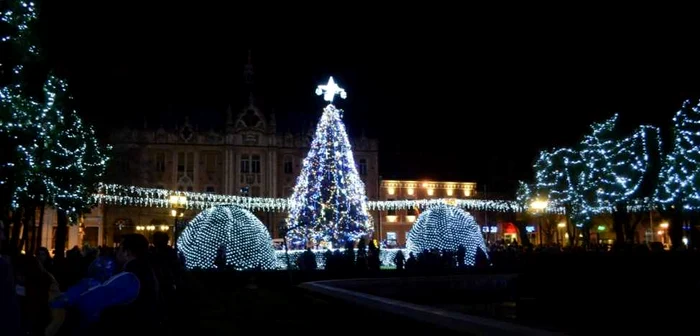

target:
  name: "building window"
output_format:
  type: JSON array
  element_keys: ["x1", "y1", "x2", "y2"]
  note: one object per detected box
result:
[
  {"x1": 177, "y1": 152, "x2": 194, "y2": 191},
  {"x1": 251, "y1": 186, "x2": 261, "y2": 197},
  {"x1": 358, "y1": 158, "x2": 367, "y2": 176},
  {"x1": 119, "y1": 156, "x2": 130, "y2": 174},
  {"x1": 206, "y1": 186, "x2": 215, "y2": 193},
  {"x1": 177, "y1": 152, "x2": 194, "y2": 176},
  {"x1": 206, "y1": 153, "x2": 218, "y2": 173},
  {"x1": 284, "y1": 156, "x2": 293, "y2": 174},
  {"x1": 387, "y1": 199, "x2": 396, "y2": 215},
  {"x1": 252, "y1": 155, "x2": 260, "y2": 173},
  {"x1": 178, "y1": 152, "x2": 185, "y2": 173},
  {"x1": 240, "y1": 154, "x2": 250, "y2": 173},
  {"x1": 387, "y1": 232, "x2": 397, "y2": 243},
  {"x1": 155, "y1": 152, "x2": 165, "y2": 173},
  {"x1": 186, "y1": 153, "x2": 194, "y2": 175}
]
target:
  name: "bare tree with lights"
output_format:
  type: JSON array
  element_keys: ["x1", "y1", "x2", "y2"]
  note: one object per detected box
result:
[
  {"x1": 579, "y1": 114, "x2": 660, "y2": 245},
  {"x1": 0, "y1": 0, "x2": 110, "y2": 255},
  {"x1": 655, "y1": 100, "x2": 700, "y2": 248}
]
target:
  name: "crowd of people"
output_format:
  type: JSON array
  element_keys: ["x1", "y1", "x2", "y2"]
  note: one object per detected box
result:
[{"x1": 0, "y1": 231, "x2": 180, "y2": 336}]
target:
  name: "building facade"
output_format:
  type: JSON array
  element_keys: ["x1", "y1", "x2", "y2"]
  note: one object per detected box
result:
[
  {"x1": 100, "y1": 54, "x2": 379, "y2": 245},
  {"x1": 378, "y1": 180, "x2": 478, "y2": 247}
]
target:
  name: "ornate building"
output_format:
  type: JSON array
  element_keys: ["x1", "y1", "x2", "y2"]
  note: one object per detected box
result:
[
  {"x1": 378, "y1": 180, "x2": 477, "y2": 247},
  {"x1": 101, "y1": 52, "x2": 379, "y2": 245}
]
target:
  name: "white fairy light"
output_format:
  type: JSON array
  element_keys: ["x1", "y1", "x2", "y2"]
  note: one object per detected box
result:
[
  {"x1": 406, "y1": 203, "x2": 489, "y2": 266},
  {"x1": 177, "y1": 205, "x2": 276, "y2": 270}
]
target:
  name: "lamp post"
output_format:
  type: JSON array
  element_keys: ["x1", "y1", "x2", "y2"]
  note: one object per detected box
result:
[
  {"x1": 530, "y1": 199, "x2": 549, "y2": 245},
  {"x1": 557, "y1": 222, "x2": 566, "y2": 245},
  {"x1": 659, "y1": 222, "x2": 669, "y2": 246},
  {"x1": 169, "y1": 195, "x2": 187, "y2": 245}
]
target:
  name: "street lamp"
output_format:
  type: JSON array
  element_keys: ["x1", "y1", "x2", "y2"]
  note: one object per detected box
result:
[
  {"x1": 557, "y1": 222, "x2": 566, "y2": 245},
  {"x1": 169, "y1": 194, "x2": 187, "y2": 245}
]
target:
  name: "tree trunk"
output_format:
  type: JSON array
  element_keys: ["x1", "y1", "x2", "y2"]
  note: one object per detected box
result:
[
  {"x1": 668, "y1": 204, "x2": 684, "y2": 249},
  {"x1": 19, "y1": 209, "x2": 34, "y2": 253},
  {"x1": 564, "y1": 215, "x2": 576, "y2": 246},
  {"x1": 34, "y1": 204, "x2": 46, "y2": 254},
  {"x1": 1, "y1": 205, "x2": 11, "y2": 248},
  {"x1": 27, "y1": 206, "x2": 36, "y2": 255},
  {"x1": 581, "y1": 226, "x2": 591, "y2": 247},
  {"x1": 689, "y1": 212, "x2": 700, "y2": 249},
  {"x1": 625, "y1": 213, "x2": 643, "y2": 245},
  {"x1": 515, "y1": 220, "x2": 531, "y2": 246},
  {"x1": 10, "y1": 208, "x2": 23, "y2": 250},
  {"x1": 54, "y1": 208, "x2": 68, "y2": 259},
  {"x1": 612, "y1": 203, "x2": 627, "y2": 246}
]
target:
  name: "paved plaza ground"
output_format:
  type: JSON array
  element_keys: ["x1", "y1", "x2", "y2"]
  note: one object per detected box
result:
[{"x1": 173, "y1": 272, "x2": 464, "y2": 336}]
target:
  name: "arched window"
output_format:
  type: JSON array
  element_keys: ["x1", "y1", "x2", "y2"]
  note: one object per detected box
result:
[{"x1": 284, "y1": 156, "x2": 293, "y2": 174}]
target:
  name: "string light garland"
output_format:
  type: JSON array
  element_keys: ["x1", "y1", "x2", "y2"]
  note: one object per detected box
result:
[
  {"x1": 90, "y1": 183, "x2": 660, "y2": 214},
  {"x1": 655, "y1": 99, "x2": 700, "y2": 211},
  {"x1": 177, "y1": 205, "x2": 276, "y2": 270},
  {"x1": 285, "y1": 77, "x2": 373, "y2": 248},
  {"x1": 406, "y1": 204, "x2": 489, "y2": 266}
]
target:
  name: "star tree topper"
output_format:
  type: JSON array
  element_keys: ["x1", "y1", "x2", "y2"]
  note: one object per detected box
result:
[{"x1": 316, "y1": 76, "x2": 347, "y2": 103}]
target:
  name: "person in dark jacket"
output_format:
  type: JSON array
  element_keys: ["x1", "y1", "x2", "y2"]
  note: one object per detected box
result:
[
  {"x1": 99, "y1": 234, "x2": 160, "y2": 335},
  {"x1": 0, "y1": 240, "x2": 21, "y2": 336}
]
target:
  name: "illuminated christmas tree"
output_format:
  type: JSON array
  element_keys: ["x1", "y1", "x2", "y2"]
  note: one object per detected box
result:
[{"x1": 286, "y1": 77, "x2": 373, "y2": 248}]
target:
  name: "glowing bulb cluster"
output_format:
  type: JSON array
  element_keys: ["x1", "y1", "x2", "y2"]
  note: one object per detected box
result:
[
  {"x1": 286, "y1": 80, "x2": 373, "y2": 248},
  {"x1": 177, "y1": 205, "x2": 276, "y2": 270},
  {"x1": 406, "y1": 204, "x2": 488, "y2": 266}
]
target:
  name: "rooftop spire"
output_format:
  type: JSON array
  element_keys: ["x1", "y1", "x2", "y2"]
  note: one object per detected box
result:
[{"x1": 244, "y1": 49, "x2": 254, "y2": 85}]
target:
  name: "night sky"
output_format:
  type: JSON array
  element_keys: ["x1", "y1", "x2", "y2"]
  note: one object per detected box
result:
[{"x1": 36, "y1": 3, "x2": 700, "y2": 193}]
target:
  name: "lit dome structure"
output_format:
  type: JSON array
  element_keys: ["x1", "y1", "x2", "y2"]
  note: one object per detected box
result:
[
  {"x1": 176, "y1": 205, "x2": 276, "y2": 270},
  {"x1": 406, "y1": 203, "x2": 489, "y2": 266}
]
